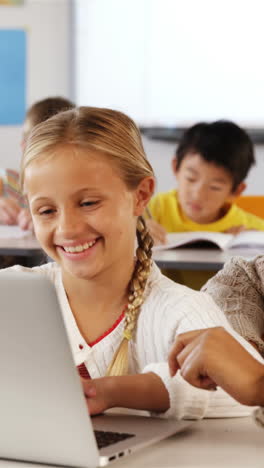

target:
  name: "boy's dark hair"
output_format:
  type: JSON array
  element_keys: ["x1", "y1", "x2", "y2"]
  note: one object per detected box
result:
[
  {"x1": 25, "y1": 96, "x2": 75, "y2": 127},
  {"x1": 175, "y1": 120, "x2": 255, "y2": 190}
]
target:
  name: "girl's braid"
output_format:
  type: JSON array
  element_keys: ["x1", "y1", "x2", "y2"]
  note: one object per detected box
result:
[
  {"x1": 106, "y1": 216, "x2": 153, "y2": 376},
  {"x1": 124, "y1": 216, "x2": 153, "y2": 339}
]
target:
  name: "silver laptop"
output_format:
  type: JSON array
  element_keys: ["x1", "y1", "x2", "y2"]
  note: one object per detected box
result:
[{"x1": 0, "y1": 271, "x2": 191, "y2": 467}]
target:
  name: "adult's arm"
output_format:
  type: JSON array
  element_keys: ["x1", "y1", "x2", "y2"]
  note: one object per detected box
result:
[
  {"x1": 168, "y1": 327, "x2": 264, "y2": 407},
  {"x1": 202, "y1": 255, "x2": 264, "y2": 356}
]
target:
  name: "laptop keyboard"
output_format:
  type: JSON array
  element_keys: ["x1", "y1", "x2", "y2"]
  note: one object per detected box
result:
[{"x1": 94, "y1": 430, "x2": 135, "y2": 449}]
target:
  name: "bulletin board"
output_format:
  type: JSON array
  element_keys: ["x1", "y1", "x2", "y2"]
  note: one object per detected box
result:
[{"x1": 0, "y1": 29, "x2": 26, "y2": 125}]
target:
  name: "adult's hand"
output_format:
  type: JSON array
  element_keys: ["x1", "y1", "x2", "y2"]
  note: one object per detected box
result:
[{"x1": 168, "y1": 327, "x2": 264, "y2": 406}]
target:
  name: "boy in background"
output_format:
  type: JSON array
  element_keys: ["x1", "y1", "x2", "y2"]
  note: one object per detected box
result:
[
  {"x1": 0, "y1": 96, "x2": 75, "y2": 230},
  {"x1": 147, "y1": 121, "x2": 264, "y2": 288},
  {"x1": 148, "y1": 120, "x2": 264, "y2": 242}
]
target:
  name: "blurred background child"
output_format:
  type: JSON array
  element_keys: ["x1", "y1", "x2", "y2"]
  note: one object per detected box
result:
[
  {"x1": 0, "y1": 96, "x2": 75, "y2": 231},
  {"x1": 147, "y1": 121, "x2": 264, "y2": 289},
  {"x1": 0, "y1": 96, "x2": 75, "y2": 268},
  {"x1": 147, "y1": 120, "x2": 264, "y2": 243}
]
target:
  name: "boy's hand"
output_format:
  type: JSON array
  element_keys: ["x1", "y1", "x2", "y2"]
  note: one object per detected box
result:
[
  {"x1": 0, "y1": 197, "x2": 21, "y2": 225},
  {"x1": 168, "y1": 327, "x2": 264, "y2": 406},
  {"x1": 224, "y1": 225, "x2": 246, "y2": 234},
  {"x1": 146, "y1": 219, "x2": 167, "y2": 245},
  {"x1": 17, "y1": 208, "x2": 34, "y2": 232}
]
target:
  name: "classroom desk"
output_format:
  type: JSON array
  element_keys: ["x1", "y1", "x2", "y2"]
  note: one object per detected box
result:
[
  {"x1": 153, "y1": 247, "x2": 264, "y2": 271},
  {"x1": 0, "y1": 416, "x2": 262, "y2": 468},
  {"x1": 1, "y1": 238, "x2": 263, "y2": 270},
  {"x1": 0, "y1": 235, "x2": 41, "y2": 257}
]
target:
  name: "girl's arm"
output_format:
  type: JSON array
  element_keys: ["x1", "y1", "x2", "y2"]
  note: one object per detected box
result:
[{"x1": 82, "y1": 372, "x2": 170, "y2": 416}]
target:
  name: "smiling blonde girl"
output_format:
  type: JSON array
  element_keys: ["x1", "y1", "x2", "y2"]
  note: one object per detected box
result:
[{"x1": 4, "y1": 107, "x2": 263, "y2": 419}]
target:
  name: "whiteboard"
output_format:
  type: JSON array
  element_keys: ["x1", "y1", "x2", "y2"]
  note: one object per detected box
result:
[{"x1": 75, "y1": 0, "x2": 264, "y2": 128}]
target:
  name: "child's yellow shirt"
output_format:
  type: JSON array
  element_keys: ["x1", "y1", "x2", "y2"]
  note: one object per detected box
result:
[{"x1": 148, "y1": 189, "x2": 264, "y2": 232}]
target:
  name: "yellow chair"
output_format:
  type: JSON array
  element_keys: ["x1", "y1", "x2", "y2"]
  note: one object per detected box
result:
[{"x1": 235, "y1": 195, "x2": 264, "y2": 219}]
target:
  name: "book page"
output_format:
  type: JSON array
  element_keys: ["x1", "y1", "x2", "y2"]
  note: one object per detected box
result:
[
  {"x1": 0, "y1": 225, "x2": 31, "y2": 239},
  {"x1": 229, "y1": 230, "x2": 264, "y2": 249}
]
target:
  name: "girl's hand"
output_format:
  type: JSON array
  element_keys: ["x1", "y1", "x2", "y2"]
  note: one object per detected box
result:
[
  {"x1": 81, "y1": 373, "x2": 169, "y2": 415},
  {"x1": 145, "y1": 219, "x2": 167, "y2": 245},
  {"x1": 81, "y1": 377, "x2": 114, "y2": 415},
  {"x1": 168, "y1": 327, "x2": 264, "y2": 406}
]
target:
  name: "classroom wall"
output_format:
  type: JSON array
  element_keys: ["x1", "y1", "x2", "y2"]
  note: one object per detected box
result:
[
  {"x1": 143, "y1": 137, "x2": 264, "y2": 195},
  {"x1": 75, "y1": 0, "x2": 264, "y2": 129},
  {"x1": 1, "y1": 0, "x2": 263, "y2": 196},
  {"x1": 75, "y1": 0, "x2": 264, "y2": 196},
  {"x1": 0, "y1": 0, "x2": 72, "y2": 170}
]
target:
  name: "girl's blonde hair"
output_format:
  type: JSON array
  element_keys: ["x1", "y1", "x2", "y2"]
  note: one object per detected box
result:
[{"x1": 21, "y1": 107, "x2": 154, "y2": 376}]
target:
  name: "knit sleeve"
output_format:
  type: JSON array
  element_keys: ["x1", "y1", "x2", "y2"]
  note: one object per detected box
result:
[
  {"x1": 202, "y1": 255, "x2": 264, "y2": 356},
  {"x1": 139, "y1": 289, "x2": 264, "y2": 419}
]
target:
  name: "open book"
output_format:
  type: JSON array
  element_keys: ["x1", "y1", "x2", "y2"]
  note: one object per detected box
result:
[{"x1": 153, "y1": 230, "x2": 264, "y2": 251}]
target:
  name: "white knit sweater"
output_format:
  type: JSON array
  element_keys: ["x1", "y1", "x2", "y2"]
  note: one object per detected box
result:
[{"x1": 4, "y1": 261, "x2": 264, "y2": 420}]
